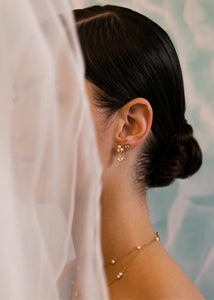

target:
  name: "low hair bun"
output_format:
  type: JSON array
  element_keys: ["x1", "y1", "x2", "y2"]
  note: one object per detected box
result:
[
  {"x1": 143, "y1": 122, "x2": 203, "y2": 188},
  {"x1": 157, "y1": 123, "x2": 202, "y2": 186}
]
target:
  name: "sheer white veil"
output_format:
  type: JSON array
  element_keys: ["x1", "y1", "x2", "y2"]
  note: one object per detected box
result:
[{"x1": 0, "y1": 0, "x2": 109, "y2": 299}]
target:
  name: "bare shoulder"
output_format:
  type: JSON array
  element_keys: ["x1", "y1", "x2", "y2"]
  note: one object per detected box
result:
[
  {"x1": 111, "y1": 242, "x2": 205, "y2": 300},
  {"x1": 135, "y1": 243, "x2": 205, "y2": 299}
]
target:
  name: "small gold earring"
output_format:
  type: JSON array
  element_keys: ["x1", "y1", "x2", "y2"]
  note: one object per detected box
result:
[
  {"x1": 116, "y1": 144, "x2": 130, "y2": 162},
  {"x1": 117, "y1": 145, "x2": 124, "y2": 162}
]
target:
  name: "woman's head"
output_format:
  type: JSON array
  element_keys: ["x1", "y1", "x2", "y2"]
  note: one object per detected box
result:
[{"x1": 73, "y1": 5, "x2": 202, "y2": 190}]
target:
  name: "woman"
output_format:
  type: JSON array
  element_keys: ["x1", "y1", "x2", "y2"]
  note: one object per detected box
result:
[{"x1": 71, "y1": 5, "x2": 204, "y2": 299}]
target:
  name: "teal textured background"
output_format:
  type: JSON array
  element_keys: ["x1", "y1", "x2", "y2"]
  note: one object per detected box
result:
[{"x1": 72, "y1": 0, "x2": 214, "y2": 298}]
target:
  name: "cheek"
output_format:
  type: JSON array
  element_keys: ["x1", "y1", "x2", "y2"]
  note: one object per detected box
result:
[
  {"x1": 90, "y1": 107, "x2": 108, "y2": 163},
  {"x1": 84, "y1": 80, "x2": 113, "y2": 165},
  {"x1": 89, "y1": 104, "x2": 114, "y2": 167}
]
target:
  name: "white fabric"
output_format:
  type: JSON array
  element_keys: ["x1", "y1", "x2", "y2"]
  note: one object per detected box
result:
[{"x1": 0, "y1": 0, "x2": 109, "y2": 299}]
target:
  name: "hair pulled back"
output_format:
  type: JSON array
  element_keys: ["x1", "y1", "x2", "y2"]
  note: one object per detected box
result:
[{"x1": 73, "y1": 5, "x2": 202, "y2": 188}]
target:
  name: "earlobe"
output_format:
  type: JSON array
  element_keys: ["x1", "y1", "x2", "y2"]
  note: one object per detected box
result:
[{"x1": 114, "y1": 98, "x2": 153, "y2": 148}]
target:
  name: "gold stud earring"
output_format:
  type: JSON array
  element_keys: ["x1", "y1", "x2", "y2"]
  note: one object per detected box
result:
[{"x1": 116, "y1": 144, "x2": 130, "y2": 162}]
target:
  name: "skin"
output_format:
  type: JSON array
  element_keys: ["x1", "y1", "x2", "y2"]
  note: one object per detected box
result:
[{"x1": 85, "y1": 79, "x2": 205, "y2": 300}]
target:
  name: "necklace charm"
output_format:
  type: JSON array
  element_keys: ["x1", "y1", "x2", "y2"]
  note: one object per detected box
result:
[
  {"x1": 116, "y1": 272, "x2": 123, "y2": 279},
  {"x1": 156, "y1": 232, "x2": 160, "y2": 241}
]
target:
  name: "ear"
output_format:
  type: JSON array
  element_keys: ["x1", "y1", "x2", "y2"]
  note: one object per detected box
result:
[{"x1": 114, "y1": 98, "x2": 153, "y2": 148}]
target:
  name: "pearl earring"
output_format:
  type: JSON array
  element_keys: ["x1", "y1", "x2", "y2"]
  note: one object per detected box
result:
[{"x1": 116, "y1": 144, "x2": 130, "y2": 162}]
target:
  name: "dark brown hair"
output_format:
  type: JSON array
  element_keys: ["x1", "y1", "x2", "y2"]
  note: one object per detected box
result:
[{"x1": 73, "y1": 5, "x2": 202, "y2": 189}]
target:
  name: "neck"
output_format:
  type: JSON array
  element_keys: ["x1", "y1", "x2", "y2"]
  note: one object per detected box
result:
[{"x1": 101, "y1": 174, "x2": 156, "y2": 276}]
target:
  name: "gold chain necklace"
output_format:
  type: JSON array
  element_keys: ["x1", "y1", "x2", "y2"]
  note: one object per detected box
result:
[{"x1": 105, "y1": 232, "x2": 160, "y2": 286}]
